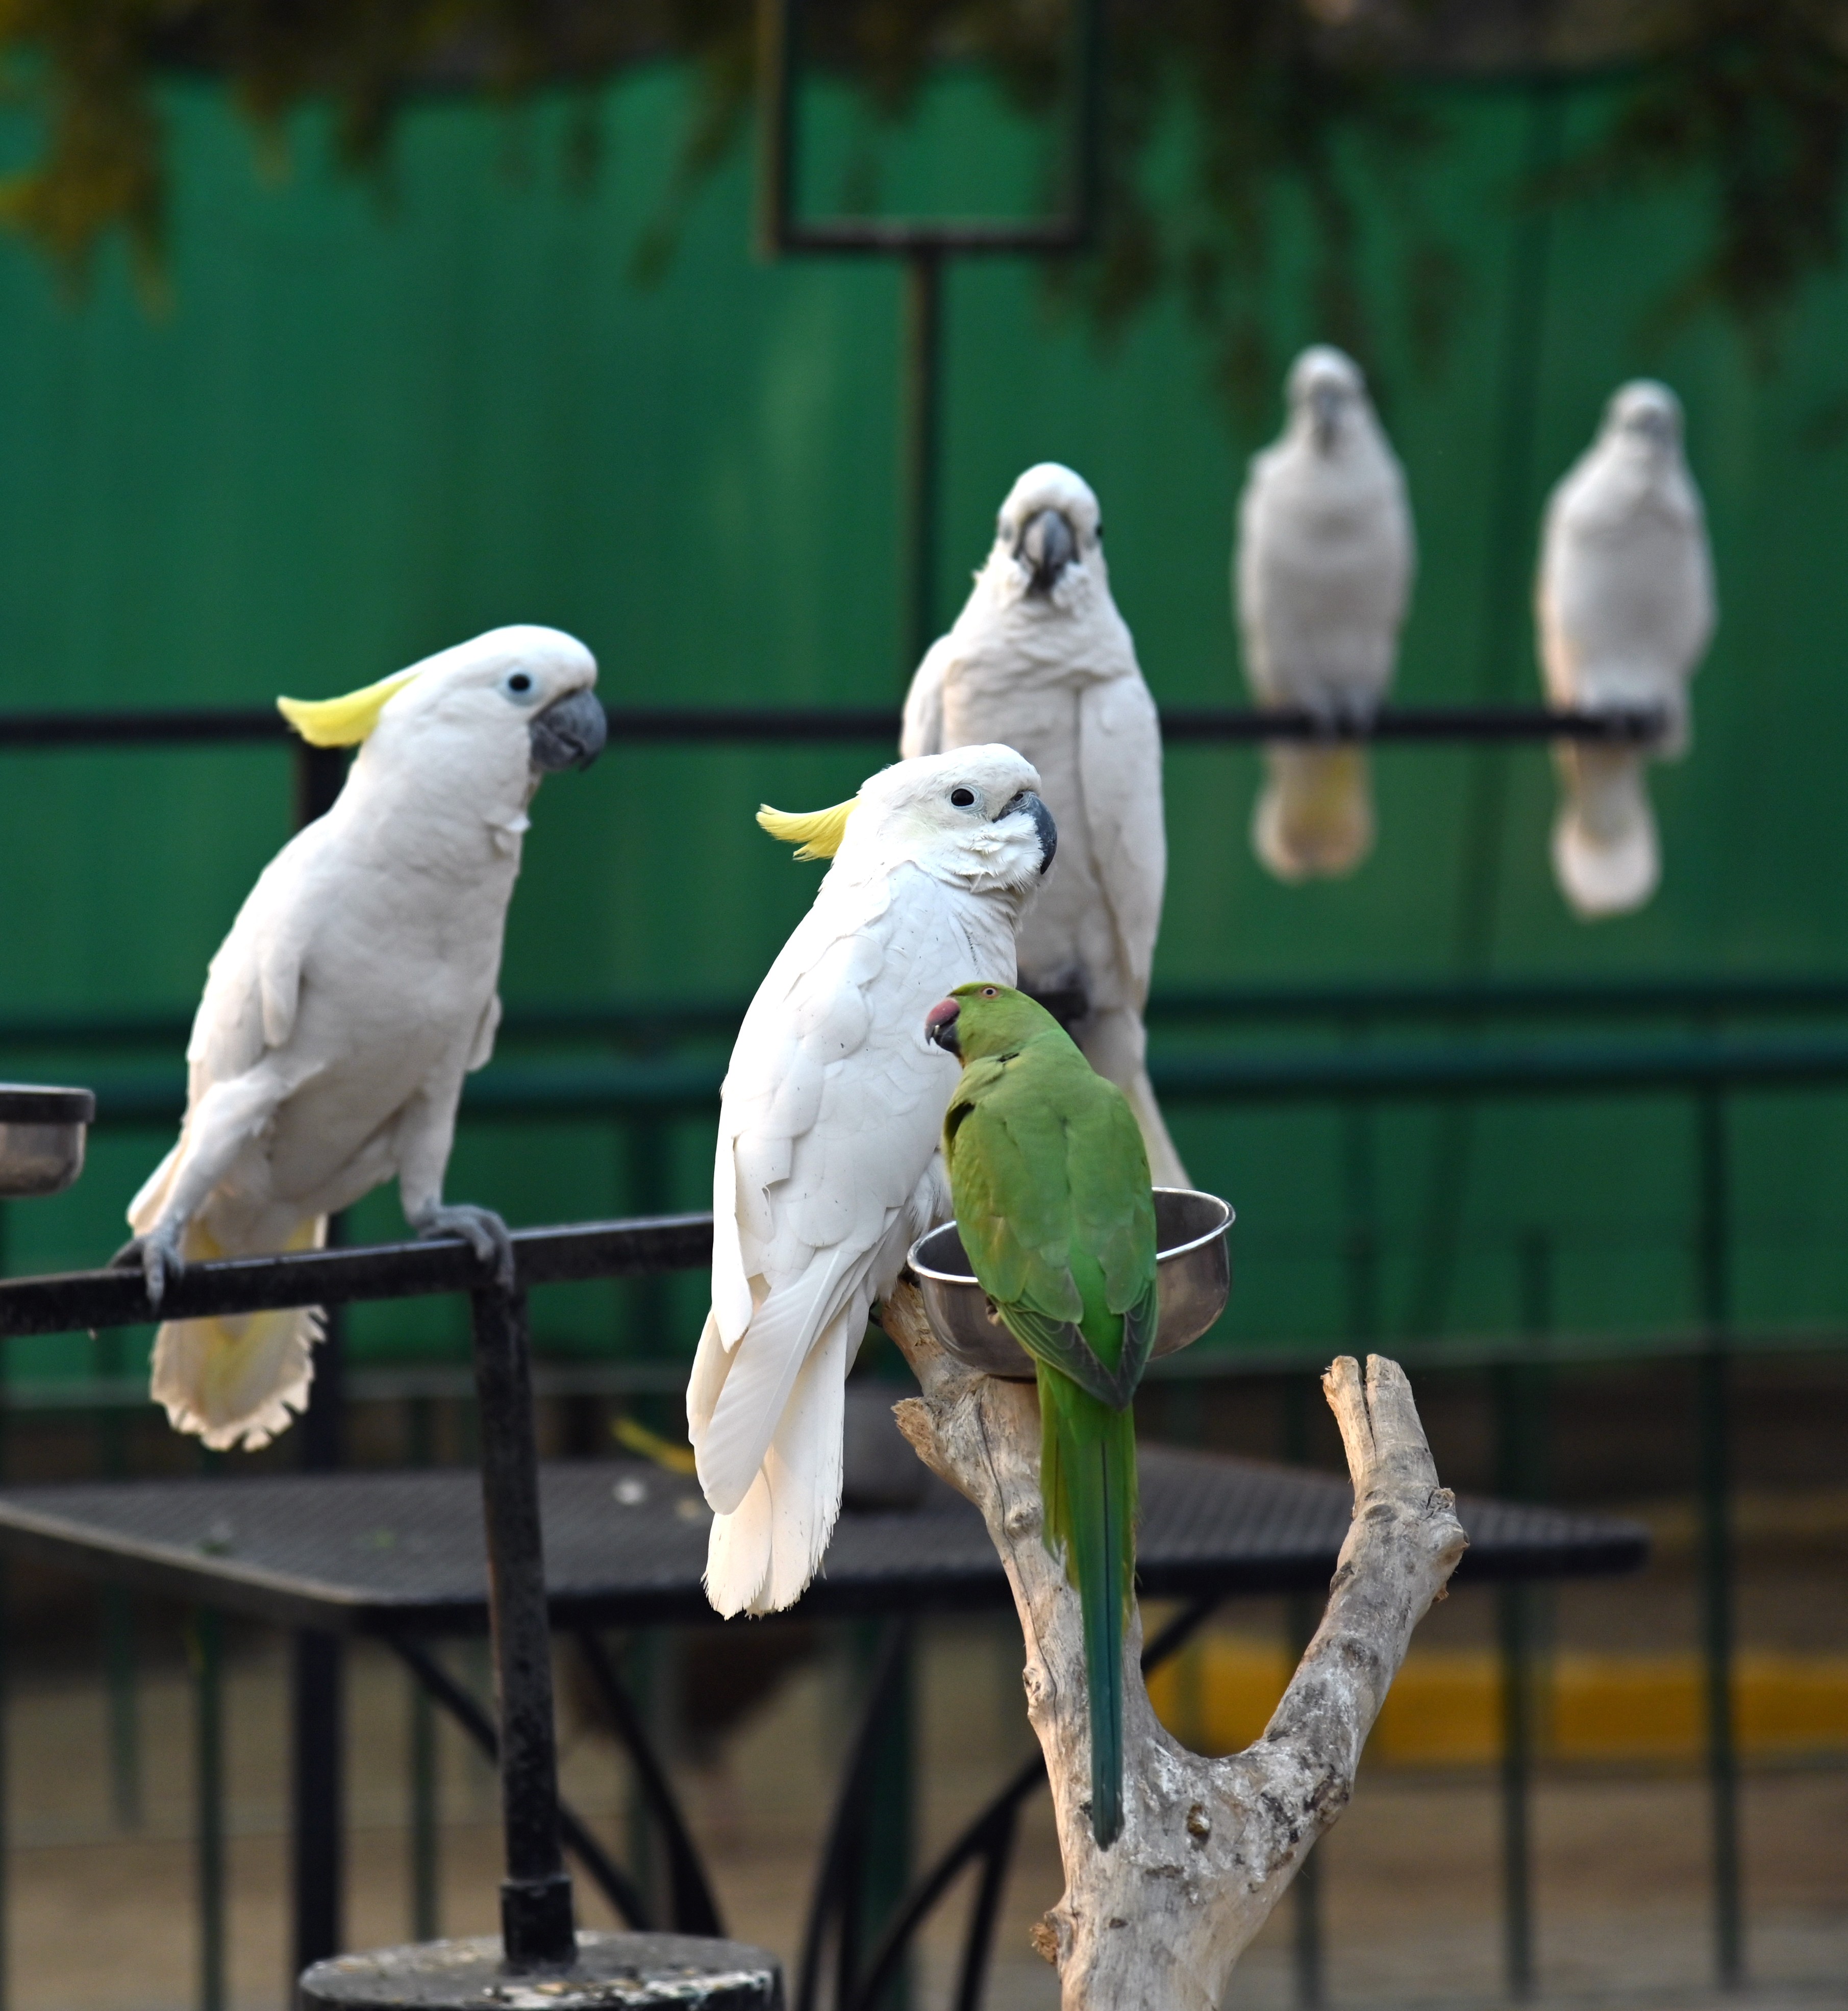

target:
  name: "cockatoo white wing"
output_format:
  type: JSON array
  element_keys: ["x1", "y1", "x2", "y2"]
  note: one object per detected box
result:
[
  {"x1": 1077, "y1": 669, "x2": 1165, "y2": 1004},
  {"x1": 898, "y1": 633, "x2": 957, "y2": 759},
  {"x1": 691, "y1": 865, "x2": 981, "y2": 1616}
]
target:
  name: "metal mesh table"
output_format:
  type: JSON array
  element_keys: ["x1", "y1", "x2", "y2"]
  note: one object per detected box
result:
[{"x1": 0, "y1": 1447, "x2": 1644, "y2": 1632}]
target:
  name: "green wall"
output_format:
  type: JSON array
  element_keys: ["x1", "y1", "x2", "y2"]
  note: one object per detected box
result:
[{"x1": 1, "y1": 68, "x2": 1845, "y2": 1382}]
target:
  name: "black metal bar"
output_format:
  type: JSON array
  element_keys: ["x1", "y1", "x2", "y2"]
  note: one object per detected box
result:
[
  {"x1": 193, "y1": 1608, "x2": 227, "y2": 2011},
  {"x1": 386, "y1": 1635, "x2": 653, "y2": 1932},
  {"x1": 572, "y1": 1630, "x2": 724, "y2": 1936},
  {"x1": 0, "y1": 701, "x2": 1669, "y2": 752},
  {"x1": 1695, "y1": 1091, "x2": 1744, "y2": 1989},
  {"x1": 0, "y1": 1212, "x2": 715, "y2": 1338},
  {"x1": 0, "y1": 708, "x2": 288, "y2": 747},
  {"x1": 293, "y1": 1199, "x2": 346, "y2": 1976},
  {"x1": 901, "y1": 248, "x2": 944, "y2": 676},
  {"x1": 470, "y1": 1282, "x2": 575, "y2": 1967},
  {"x1": 291, "y1": 1632, "x2": 345, "y2": 1970}
]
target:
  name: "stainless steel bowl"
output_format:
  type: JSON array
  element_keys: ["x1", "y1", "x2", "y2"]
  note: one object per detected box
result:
[
  {"x1": 0, "y1": 1086, "x2": 94, "y2": 1198},
  {"x1": 907, "y1": 1187, "x2": 1233, "y2": 1380}
]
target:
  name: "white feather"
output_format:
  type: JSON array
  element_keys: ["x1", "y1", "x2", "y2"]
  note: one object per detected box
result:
[
  {"x1": 900, "y1": 462, "x2": 1187, "y2": 1186},
  {"x1": 1537, "y1": 380, "x2": 1715, "y2": 918},
  {"x1": 1235, "y1": 346, "x2": 1414, "y2": 881},
  {"x1": 690, "y1": 746, "x2": 1046, "y2": 1617},
  {"x1": 131, "y1": 626, "x2": 599, "y2": 1450}
]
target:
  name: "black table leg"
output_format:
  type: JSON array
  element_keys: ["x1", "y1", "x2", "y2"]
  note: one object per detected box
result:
[{"x1": 292, "y1": 1629, "x2": 345, "y2": 1970}]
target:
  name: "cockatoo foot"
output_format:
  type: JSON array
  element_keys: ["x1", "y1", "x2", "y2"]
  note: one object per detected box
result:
[
  {"x1": 111, "y1": 1228, "x2": 184, "y2": 1310},
  {"x1": 413, "y1": 1203, "x2": 516, "y2": 1290}
]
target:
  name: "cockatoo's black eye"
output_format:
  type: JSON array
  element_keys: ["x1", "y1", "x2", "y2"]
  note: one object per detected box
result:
[
  {"x1": 950, "y1": 787, "x2": 976, "y2": 808},
  {"x1": 1095, "y1": 524, "x2": 1104, "y2": 540},
  {"x1": 508, "y1": 672, "x2": 532, "y2": 694}
]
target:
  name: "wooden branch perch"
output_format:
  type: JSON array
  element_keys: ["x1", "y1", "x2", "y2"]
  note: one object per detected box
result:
[{"x1": 881, "y1": 1280, "x2": 1468, "y2": 2011}]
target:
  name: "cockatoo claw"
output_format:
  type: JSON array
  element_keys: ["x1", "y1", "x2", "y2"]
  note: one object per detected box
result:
[
  {"x1": 111, "y1": 1230, "x2": 183, "y2": 1311},
  {"x1": 415, "y1": 1203, "x2": 517, "y2": 1292}
]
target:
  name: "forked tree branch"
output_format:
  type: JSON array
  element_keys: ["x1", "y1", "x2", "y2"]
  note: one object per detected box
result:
[{"x1": 881, "y1": 1279, "x2": 1468, "y2": 2011}]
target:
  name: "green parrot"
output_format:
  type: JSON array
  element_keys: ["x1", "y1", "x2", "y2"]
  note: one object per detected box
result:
[{"x1": 925, "y1": 981, "x2": 1160, "y2": 1847}]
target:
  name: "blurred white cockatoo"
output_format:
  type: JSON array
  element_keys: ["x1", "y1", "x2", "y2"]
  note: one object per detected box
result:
[
  {"x1": 900, "y1": 462, "x2": 1187, "y2": 1188},
  {"x1": 1537, "y1": 380, "x2": 1715, "y2": 918},
  {"x1": 1236, "y1": 345, "x2": 1415, "y2": 881},
  {"x1": 120, "y1": 627, "x2": 607, "y2": 1450},
  {"x1": 689, "y1": 747, "x2": 1056, "y2": 1618}
]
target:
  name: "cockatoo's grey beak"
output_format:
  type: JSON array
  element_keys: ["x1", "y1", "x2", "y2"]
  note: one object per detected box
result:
[
  {"x1": 1002, "y1": 789, "x2": 1058, "y2": 875},
  {"x1": 529, "y1": 688, "x2": 608, "y2": 772},
  {"x1": 1017, "y1": 509, "x2": 1077, "y2": 595},
  {"x1": 1310, "y1": 383, "x2": 1342, "y2": 451},
  {"x1": 925, "y1": 998, "x2": 961, "y2": 1055}
]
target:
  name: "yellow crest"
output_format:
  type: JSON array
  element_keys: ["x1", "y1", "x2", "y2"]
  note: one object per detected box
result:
[
  {"x1": 756, "y1": 797, "x2": 858, "y2": 861},
  {"x1": 277, "y1": 664, "x2": 422, "y2": 748}
]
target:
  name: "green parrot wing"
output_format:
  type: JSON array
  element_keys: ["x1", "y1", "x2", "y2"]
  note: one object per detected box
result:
[
  {"x1": 947, "y1": 1087, "x2": 1083, "y2": 1322},
  {"x1": 1065, "y1": 1072, "x2": 1160, "y2": 1315},
  {"x1": 947, "y1": 1048, "x2": 1155, "y2": 1409}
]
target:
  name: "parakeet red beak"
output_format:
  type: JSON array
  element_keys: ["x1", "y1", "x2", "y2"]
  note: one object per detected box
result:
[{"x1": 925, "y1": 999, "x2": 961, "y2": 1056}]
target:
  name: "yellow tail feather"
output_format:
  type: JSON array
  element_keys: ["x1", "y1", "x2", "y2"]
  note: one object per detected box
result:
[
  {"x1": 149, "y1": 1217, "x2": 326, "y2": 1451},
  {"x1": 756, "y1": 798, "x2": 859, "y2": 861},
  {"x1": 278, "y1": 664, "x2": 422, "y2": 748}
]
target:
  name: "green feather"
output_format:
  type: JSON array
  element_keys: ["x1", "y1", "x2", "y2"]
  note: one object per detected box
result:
[{"x1": 938, "y1": 984, "x2": 1159, "y2": 1849}]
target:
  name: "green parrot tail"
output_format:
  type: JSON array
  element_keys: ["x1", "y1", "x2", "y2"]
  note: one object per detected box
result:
[{"x1": 1039, "y1": 1368, "x2": 1138, "y2": 1849}]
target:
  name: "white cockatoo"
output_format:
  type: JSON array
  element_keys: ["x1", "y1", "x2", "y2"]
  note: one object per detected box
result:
[
  {"x1": 1537, "y1": 380, "x2": 1715, "y2": 918},
  {"x1": 119, "y1": 626, "x2": 607, "y2": 1450},
  {"x1": 1236, "y1": 345, "x2": 1415, "y2": 881},
  {"x1": 688, "y1": 747, "x2": 1057, "y2": 1618},
  {"x1": 899, "y1": 463, "x2": 1188, "y2": 1188}
]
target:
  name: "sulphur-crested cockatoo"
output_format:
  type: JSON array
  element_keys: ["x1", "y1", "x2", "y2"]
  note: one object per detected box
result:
[
  {"x1": 899, "y1": 463, "x2": 1187, "y2": 1188},
  {"x1": 119, "y1": 626, "x2": 607, "y2": 1450},
  {"x1": 1236, "y1": 345, "x2": 1414, "y2": 881},
  {"x1": 1537, "y1": 380, "x2": 1715, "y2": 918},
  {"x1": 689, "y1": 747, "x2": 1056, "y2": 1618}
]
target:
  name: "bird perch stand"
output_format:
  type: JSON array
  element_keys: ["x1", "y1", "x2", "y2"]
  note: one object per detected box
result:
[{"x1": 881, "y1": 1280, "x2": 1468, "y2": 2011}]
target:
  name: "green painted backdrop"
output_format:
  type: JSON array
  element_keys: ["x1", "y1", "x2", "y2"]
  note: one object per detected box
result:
[{"x1": 1, "y1": 68, "x2": 1844, "y2": 1383}]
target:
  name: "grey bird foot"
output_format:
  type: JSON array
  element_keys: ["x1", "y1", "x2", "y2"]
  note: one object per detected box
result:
[
  {"x1": 414, "y1": 1203, "x2": 516, "y2": 1290},
  {"x1": 110, "y1": 1228, "x2": 184, "y2": 1311}
]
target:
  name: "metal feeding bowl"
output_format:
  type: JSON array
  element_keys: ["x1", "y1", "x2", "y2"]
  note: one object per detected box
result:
[
  {"x1": 907, "y1": 1187, "x2": 1233, "y2": 1381},
  {"x1": 0, "y1": 1086, "x2": 94, "y2": 1198}
]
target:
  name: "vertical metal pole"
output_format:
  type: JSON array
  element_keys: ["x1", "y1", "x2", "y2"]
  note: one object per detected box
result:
[
  {"x1": 292, "y1": 1275, "x2": 346, "y2": 1973},
  {"x1": 470, "y1": 1281, "x2": 575, "y2": 1968},
  {"x1": 1495, "y1": 1229, "x2": 1550, "y2": 2004},
  {"x1": 193, "y1": 1609, "x2": 226, "y2": 2011},
  {"x1": 97, "y1": 1328, "x2": 142, "y2": 1831},
  {"x1": 290, "y1": 741, "x2": 349, "y2": 1979},
  {"x1": 901, "y1": 247, "x2": 945, "y2": 678},
  {"x1": 1695, "y1": 1090, "x2": 1743, "y2": 1988},
  {"x1": 407, "y1": 1399, "x2": 440, "y2": 1942}
]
